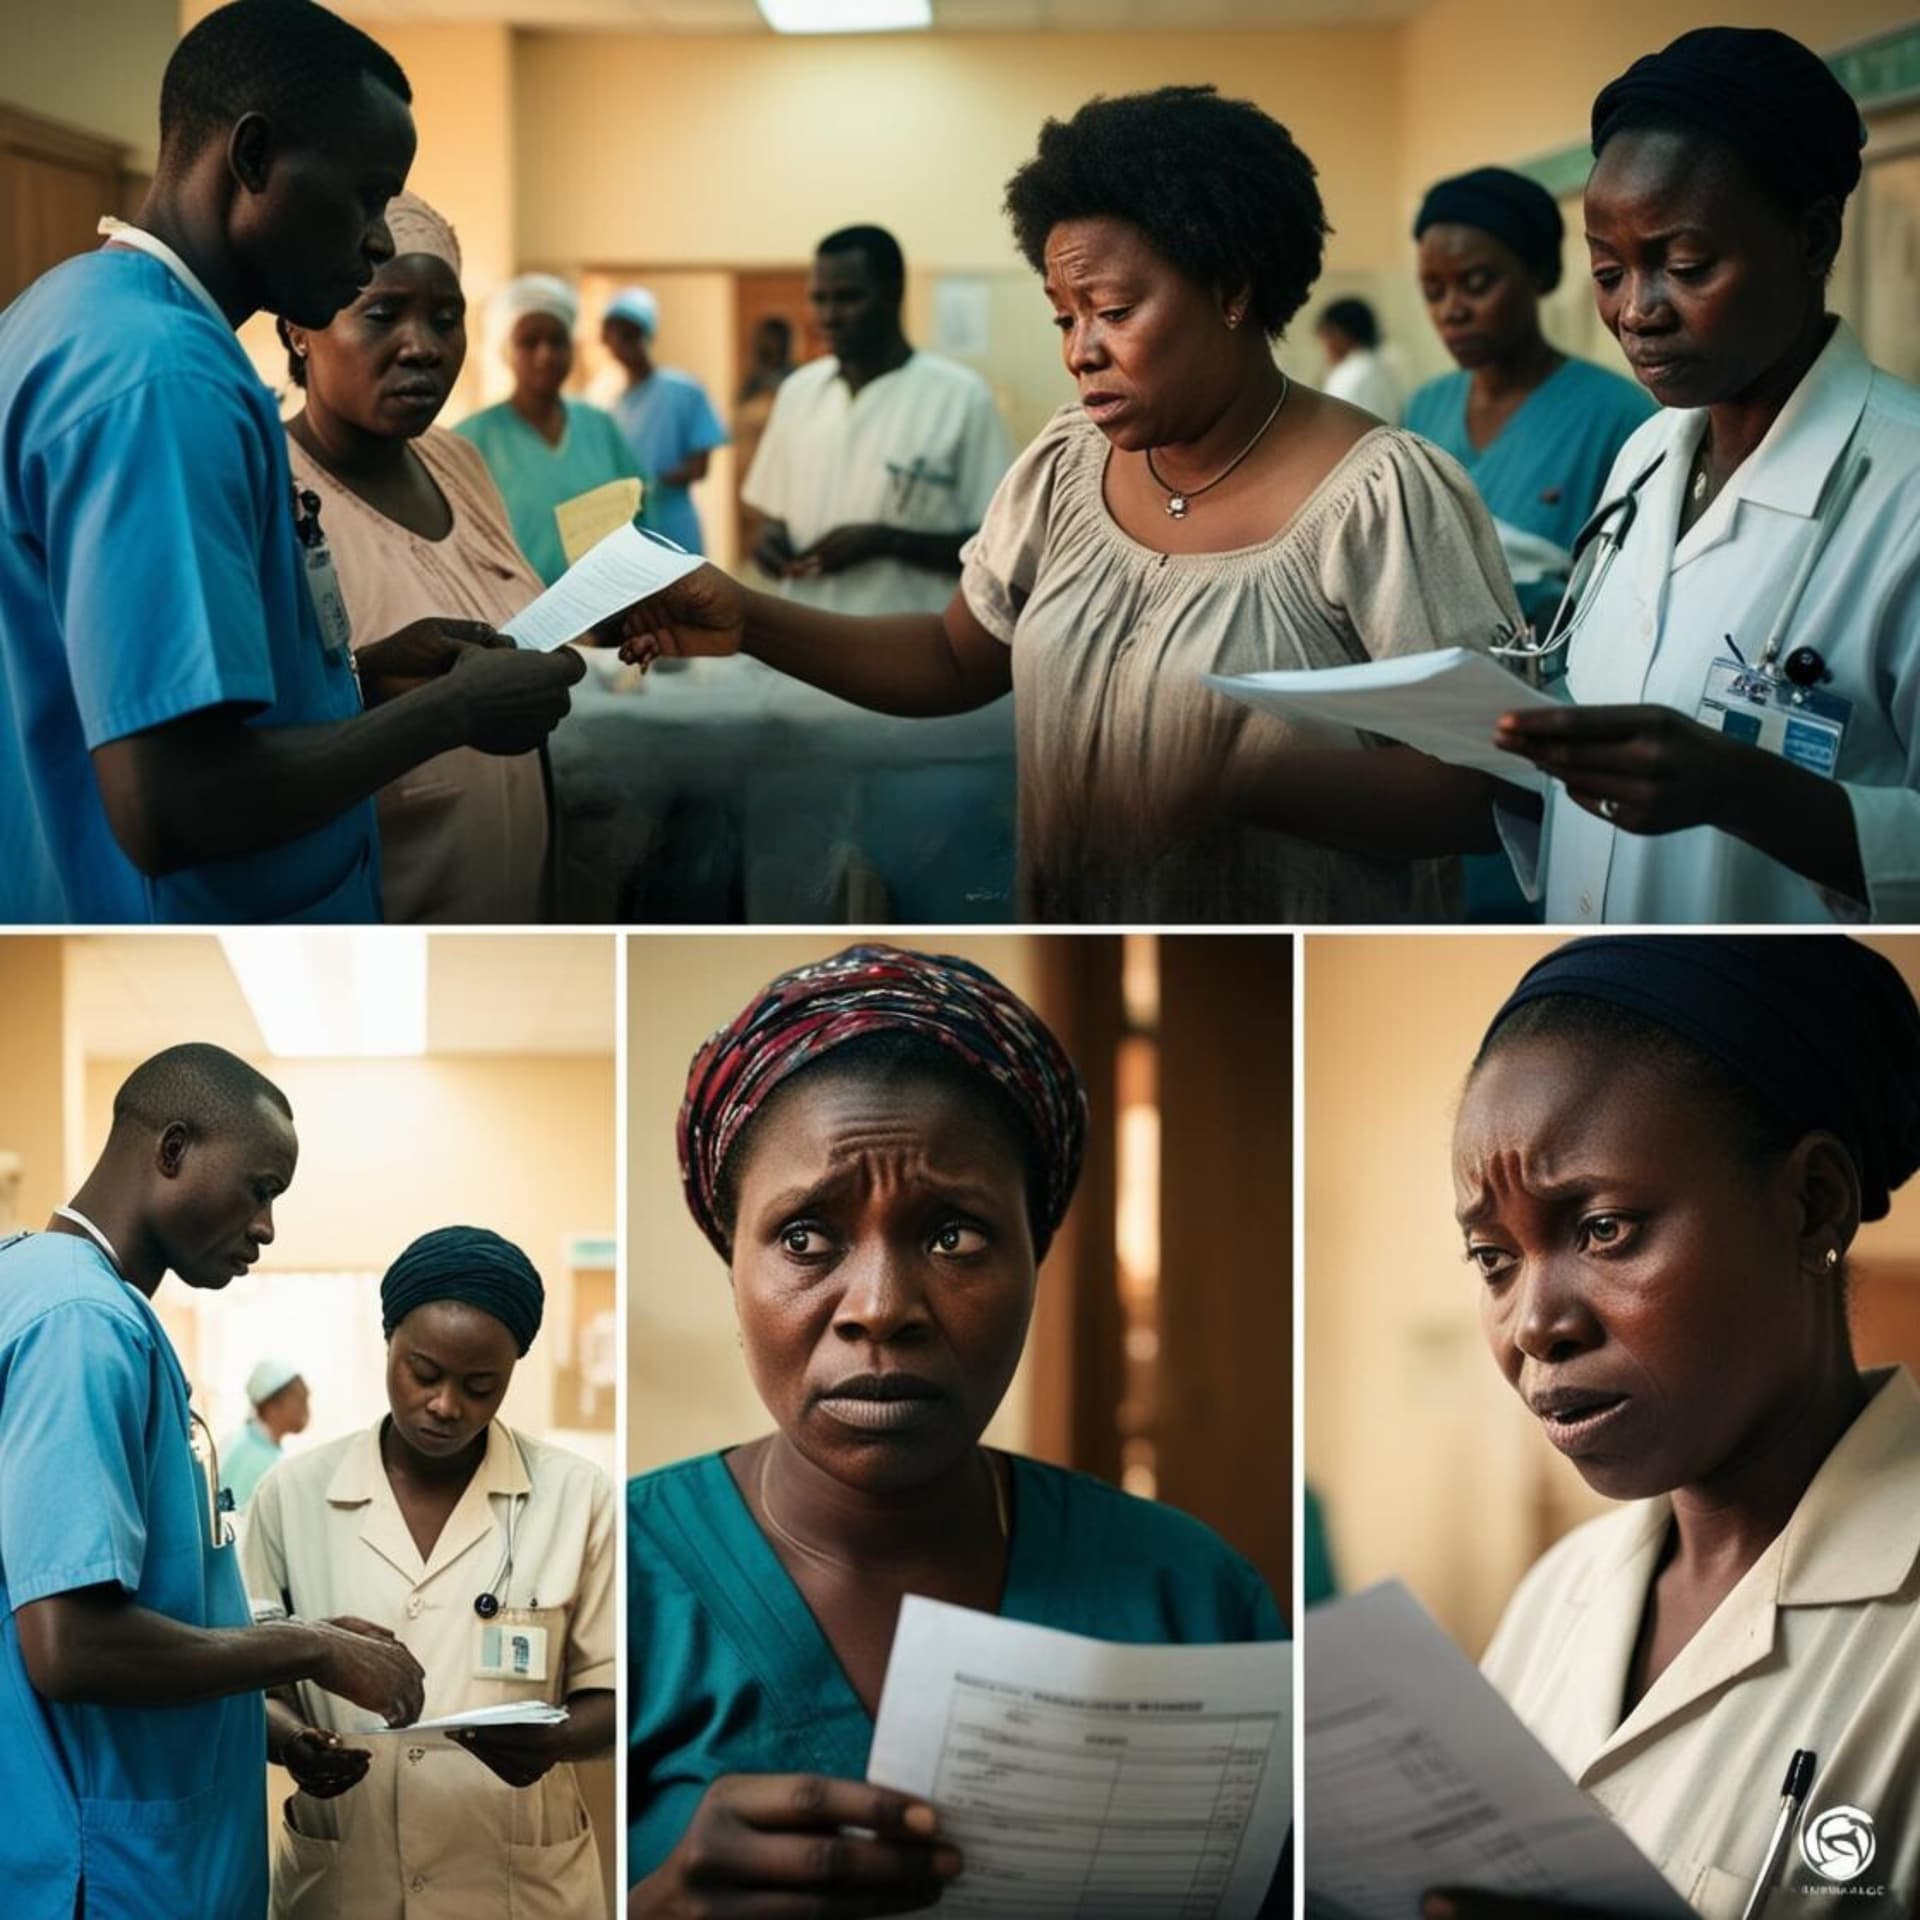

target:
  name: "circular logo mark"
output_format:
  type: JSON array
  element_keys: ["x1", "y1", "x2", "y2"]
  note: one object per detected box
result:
[{"x1": 1800, "y1": 1805, "x2": 1877, "y2": 1883}]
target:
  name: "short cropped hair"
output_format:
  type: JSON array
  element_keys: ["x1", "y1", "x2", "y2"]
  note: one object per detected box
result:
[
  {"x1": 1318, "y1": 297, "x2": 1379, "y2": 349},
  {"x1": 1004, "y1": 85, "x2": 1330, "y2": 337},
  {"x1": 114, "y1": 1043, "x2": 292, "y2": 1138},
  {"x1": 159, "y1": 0, "x2": 411, "y2": 166},
  {"x1": 816, "y1": 224, "x2": 906, "y2": 300}
]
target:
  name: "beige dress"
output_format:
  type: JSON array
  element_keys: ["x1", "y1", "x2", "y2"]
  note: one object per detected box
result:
[
  {"x1": 1481, "y1": 1366, "x2": 1920, "y2": 1917},
  {"x1": 960, "y1": 404, "x2": 1522, "y2": 922},
  {"x1": 241, "y1": 1421, "x2": 617, "y2": 1920},
  {"x1": 286, "y1": 428, "x2": 550, "y2": 924}
]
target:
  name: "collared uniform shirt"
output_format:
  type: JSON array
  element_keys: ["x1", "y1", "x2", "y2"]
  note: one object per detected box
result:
[
  {"x1": 0, "y1": 231, "x2": 378, "y2": 924},
  {"x1": 241, "y1": 1420, "x2": 615, "y2": 1920},
  {"x1": 1483, "y1": 1366, "x2": 1920, "y2": 1917},
  {"x1": 1511, "y1": 320, "x2": 1920, "y2": 924},
  {"x1": 0, "y1": 1232, "x2": 266, "y2": 1920},
  {"x1": 743, "y1": 351, "x2": 1012, "y2": 616}
]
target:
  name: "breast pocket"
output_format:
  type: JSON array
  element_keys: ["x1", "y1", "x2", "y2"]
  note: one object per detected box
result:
[
  {"x1": 883, "y1": 453, "x2": 964, "y2": 529},
  {"x1": 473, "y1": 1604, "x2": 573, "y2": 1702}
]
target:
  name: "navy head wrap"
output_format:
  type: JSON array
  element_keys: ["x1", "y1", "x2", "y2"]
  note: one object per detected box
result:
[
  {"x1": 1414, "y1": 167, "x2": 1563, "y2": 291},
  {"x1": 1481, "y1": 936, "x2": 1920, "y2": 1222},
  {"x1": 1592, "y1": 28, "x2": 1865, "y2": 209},
  {"x1": 380, "y1": 1226, "x2": 545, "y2": 1356},
  {"x1": 680, "y1": 944, "x2": 1087, "y2": 1262}
]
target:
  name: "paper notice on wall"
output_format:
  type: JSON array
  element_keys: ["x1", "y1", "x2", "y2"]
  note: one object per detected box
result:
[{"x1": 868, "y1": 1596, "x2": 1291, "y2": 1918}]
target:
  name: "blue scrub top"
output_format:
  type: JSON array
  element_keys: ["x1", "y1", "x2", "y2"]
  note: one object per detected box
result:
[
  {"x1": 0, "y1": 248, "x2": 379, "y2": 924},
  {"x1": 0, "y1": 1231, "x2": 267, "y2": 1920},
  {"x1": 613, "y1": 370, "x2": 728, "y2": 557},
  {"x1": 628, "y1": 1451, "x2": 1286, "y2": 1885}
]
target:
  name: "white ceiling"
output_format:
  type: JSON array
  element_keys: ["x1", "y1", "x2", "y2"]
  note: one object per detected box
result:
[
  {"x1": 65, "y1": 934, "x2": 615, "y2": 1061},
  {"x1": 348, "y1": 0, "x2": 1420, "y2": 32}
]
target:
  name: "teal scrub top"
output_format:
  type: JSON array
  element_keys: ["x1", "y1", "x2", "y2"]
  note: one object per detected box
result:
[
  {"x1": 0, "y1": 248, "x2": 379, "y2": 925},
  {"x1": 217, "y1": 1422, "x2": 281, "y2": 1511},
  {"x1": 628, "y1": 1451, "x2": 1286, "y2": 1885},
  {"x1": 613, "y1": 369, "x2": 728, "y2": 557},
  {"x1": 0, "y1": 1232, "x2": 267, "y2": 1920},
  {"x1": 455, "y1": 397, "x2": 642, "y2": 585},
  {"x1": 1405, "y1": 356, "x2": 1655, "y2": 625}
]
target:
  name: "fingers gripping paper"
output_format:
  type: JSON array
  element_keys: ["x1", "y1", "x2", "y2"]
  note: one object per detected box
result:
[
  {"x1": 868, "y1": 1597, "x2": 1292, "y2": 1918},
  {"x1": 1204, "y1": 649, "x2": 1560, "y2": 793},
  {"x1": 503, "y1": 523, "x2": 703, "y2": 653}
]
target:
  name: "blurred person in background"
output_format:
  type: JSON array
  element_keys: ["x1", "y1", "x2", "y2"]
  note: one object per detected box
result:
[
  {"x1": 223, "y1": 1357, "x2": 312, "y2": 1510},
  {"x1": 1315, "y1": 296, "x2": 1402, "y2": 424},
  {"x1": 457, "y1": 275, "x2": 641, "y2": 587},
  {"x1": 602, "y1": 286, "x2": 728, "y2": 558}
]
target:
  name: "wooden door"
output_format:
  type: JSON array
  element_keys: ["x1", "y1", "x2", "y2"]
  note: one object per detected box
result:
[
  {"x1": 731, "y1": 268, "x2": 823, "y2": 556},
  {"x1": 0, "y1": 106, "x2": 130, "y2": 308}
]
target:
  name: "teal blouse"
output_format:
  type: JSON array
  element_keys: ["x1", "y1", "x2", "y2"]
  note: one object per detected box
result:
[{"x1": 629, "y1": 1450, "x2": 1286, "y2": 1884}]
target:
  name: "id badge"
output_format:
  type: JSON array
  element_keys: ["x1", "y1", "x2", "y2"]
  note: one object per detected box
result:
[
  {"x1": 303, "y1": 540, "x2": 354, "y2": 665},
  {"x1": 475, "y1": 1620, "x2": 550, "y2": 1683},
  {"x1": 1695, "y1": 659, "x2": 1850, "y2": 779}
]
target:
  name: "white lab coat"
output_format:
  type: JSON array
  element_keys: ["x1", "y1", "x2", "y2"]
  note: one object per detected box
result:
[
  {"x1": 242, "y1": 1421, "x2": 616, "y2": 1920},
  {"x1": 1505, "y1": 321, "x2": 1920, "y2": 923},
  {"x1": 1483, "y1": 1366, "x2": 1920, "y2": 1916}
]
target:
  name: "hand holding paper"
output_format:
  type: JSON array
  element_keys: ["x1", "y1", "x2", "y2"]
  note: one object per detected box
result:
[{"x1": 503, "y1": 524, "x2": 709, "y2": 654}]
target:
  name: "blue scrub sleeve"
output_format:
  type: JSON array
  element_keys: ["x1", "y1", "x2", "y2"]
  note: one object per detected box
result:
[
  {"x1": 0, "y1": 1304, "x2": 157, "y2": 1607},
  {"x1": 37, "y1": 372, "x2": 280, "y2": 749},
  {"x1": 684, "y1": 383, "x2": 728, "y2": 458}
]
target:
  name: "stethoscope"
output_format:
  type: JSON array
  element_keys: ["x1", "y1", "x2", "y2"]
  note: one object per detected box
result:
[
  {"x1": 52, "y1": 1205, "x2": 234, "y2": 1547},
  {"x1": 474, "y1": 1428, "x2": 534, "y2": 1619}
]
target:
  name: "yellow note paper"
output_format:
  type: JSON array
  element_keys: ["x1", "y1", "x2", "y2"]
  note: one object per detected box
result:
[{"x1": 554, "y1": 478, "x2": 644, "y2": 568}]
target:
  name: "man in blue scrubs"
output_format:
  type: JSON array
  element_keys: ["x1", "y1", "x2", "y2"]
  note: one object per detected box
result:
[
  {"x1": 0, "y1": 0, "x2": 585, "y2": 924},
  {"x1": 0, "y1": 1044, "x2": 428, "y2": 1919}
]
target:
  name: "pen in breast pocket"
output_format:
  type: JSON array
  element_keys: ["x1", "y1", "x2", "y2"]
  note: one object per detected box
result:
[{"x1": 1738, "y1": 1748, "x2": 1815, "y2": 1920}]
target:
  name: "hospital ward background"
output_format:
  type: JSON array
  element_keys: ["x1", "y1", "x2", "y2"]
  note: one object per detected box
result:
[
  {"x1": 0, "y1": 931, "x2": 621, "y2": 1915},
  {"x1": 6, "y1": 0, "x2": 1917, "y2": 923}
]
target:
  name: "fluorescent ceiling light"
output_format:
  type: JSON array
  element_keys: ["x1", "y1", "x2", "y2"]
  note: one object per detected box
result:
[
  {"x1": 757, "y1": 0, "x2": 932, "y2": 33},
  {"x1": 219, "y1": 931, "x2": 427, "y2": 1059}
]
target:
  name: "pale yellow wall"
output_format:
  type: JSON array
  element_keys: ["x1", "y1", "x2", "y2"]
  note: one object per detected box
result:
[
  {"x1": 1306, "y1": 932, "x2": 1920, "y2": 1659},
  {"x1": 9, "y1": 0, "x2": 174, "y2": 171},
  {"x1": 0, "y1": 940, "x2": 74, "y2": 1233},
  {"x1": 626, "y1": 933, "x2": 1037, "y2": 1479}
]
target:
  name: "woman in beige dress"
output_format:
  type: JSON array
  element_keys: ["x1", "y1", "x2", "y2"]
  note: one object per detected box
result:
[
  {"x1": 612, "y1": 86, "x2": 1520, "y2": 923},
  {"x1": 280, "y1": 193, "x2": 553, "y2": 923}
]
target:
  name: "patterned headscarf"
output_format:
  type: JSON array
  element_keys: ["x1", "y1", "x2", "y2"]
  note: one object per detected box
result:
[
  {"x1": 679, "y1": 944, "x2": 1087, "y2": 1260},
  {"x1": 383, "y1": 190, "x2": 461, "y2": 277}
]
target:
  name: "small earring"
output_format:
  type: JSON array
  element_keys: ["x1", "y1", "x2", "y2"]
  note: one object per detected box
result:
[
  {"x1": 1825, "y1": 1247, "x2": 1840, "y2": 1269},
  {"x1": 1225, "y1": 310, "x2": 1242, "y2": 330}
]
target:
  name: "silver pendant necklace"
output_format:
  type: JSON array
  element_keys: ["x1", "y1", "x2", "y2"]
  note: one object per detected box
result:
[{"x1": 1146, "y1": 376, "x2": 1290, "y2": 519}]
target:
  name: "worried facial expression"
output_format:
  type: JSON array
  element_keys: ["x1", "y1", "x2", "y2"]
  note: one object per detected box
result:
[
  {"x1": 296, "y1": 253, "x2": 464, "y2": 440},
  {"x1": 727, "y1": 1069, "x2": 1037, "y2": 1496},
  {"x1": 156, "y1": 1095, "x2": 298, "y2": 1290},
  {"x1": 1453, "y1": 1038, "x2": 1839, "y2": 1502},
  {"x1": 386, "y1": 1299, "x2": 519, "y2": 1463},
  {"x1": 1044, "y1": 215, "x2": 1243, "y2": 451},
  {"x1": 1585, "y1": 127, "x2": 1835, "y2": 410},
  {"x1": 1417, "y1": 223, "x2": 1544, "y2": 371}
]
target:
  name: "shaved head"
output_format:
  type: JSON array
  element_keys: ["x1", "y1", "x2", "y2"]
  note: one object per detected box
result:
[{"x1": 113, "y1": 1043, "x2": 291, "y2": 1139}]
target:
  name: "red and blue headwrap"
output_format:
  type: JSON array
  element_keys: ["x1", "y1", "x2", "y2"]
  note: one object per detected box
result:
[{"x1": 678, "y1": 944, "x2": 1087, "y2": 1259}]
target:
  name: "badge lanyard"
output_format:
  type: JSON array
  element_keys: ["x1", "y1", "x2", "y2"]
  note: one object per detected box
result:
[{"x1": 290, "y1": 486, "x2": 357, "y2": 670}]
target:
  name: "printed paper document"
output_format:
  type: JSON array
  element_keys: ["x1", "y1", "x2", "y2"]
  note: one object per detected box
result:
[{"x1": 503, "y1": 523, "x2": 703, "y2": 652}]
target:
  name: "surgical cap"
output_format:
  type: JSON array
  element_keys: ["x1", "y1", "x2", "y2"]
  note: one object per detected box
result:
[
  {"x1": 679, "y1": 944, "x2": 1087, "y2": 1260},
  {"x1": 383, "y1": 190, "x2": 461, "y2": 277},
  {"x1": 1592, "y1": 27, "x2": 1866, "y2": 208},
  {"x1": 1414, "y1": 167, "x2": 1564, "y2": 291},
  {"x1": 605, "y1": 286, "x2": 659, "y2": 336},
  {"x1": 1481, "y1": 936, "x2": 1920, "y2": 1222},
  {"x1": 380, "y1": 1226, "x2": 545, "y2": 1355},
  {"x1": 494, "y1": 272, "x2": 578, "y2": 340},
  {"x1": 246, "y1": 1357, "x2": 300, "y2": 1405}
]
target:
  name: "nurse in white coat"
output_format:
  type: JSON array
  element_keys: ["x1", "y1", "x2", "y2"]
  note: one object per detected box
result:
[
  {"x1": 1492, "y1": 28, "x2": 1918, "y2": 924},
  {"x1": 242, "y1": 1226, "x2": 616, "y2": 1919},
  {"x1": 1440, "y1": 936, "x2": 1920, "y2": 1920}
]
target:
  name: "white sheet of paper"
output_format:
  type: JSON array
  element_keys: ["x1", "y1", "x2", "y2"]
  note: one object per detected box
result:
[
  {"x1": 1305, "y1": 1583, "x2": 1690, "y2": 1919},
  {"x1": 1204, "y1": 647, "x2": 1557, "y2": 793},
  {"x1": 868, "y1": 1596, "x2": 1291, "y2": 1919},
  {"x1": 502, "y1": 523, "x2": 703, "y2": 653},
  {"x1": 360, "y1": 1701, "x2": 570, "y2": 1735}
]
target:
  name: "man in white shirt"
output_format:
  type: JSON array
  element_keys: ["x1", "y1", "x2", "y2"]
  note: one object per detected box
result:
[
  {"x1": 743, "y1": 225, "x2": 1013, "y2": 617},
  {"x1": 1315, "y1": 297, "x2": 1403, "y2": 425}
]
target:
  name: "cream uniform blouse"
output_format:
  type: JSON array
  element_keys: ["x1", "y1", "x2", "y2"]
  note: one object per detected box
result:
[
  {"x1": 241, "y1": 1421, "x2": 616, "y2": 1920},
  {"x1": 1482, "y1": 1367, "x2": 1920, "y2": 1917}
]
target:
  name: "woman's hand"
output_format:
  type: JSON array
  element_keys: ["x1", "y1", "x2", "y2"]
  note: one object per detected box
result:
[
  {"x1": 631, "y1": 1774, "x2": 962, "y2": 1919},
  {"x1": 282, "y1": 1725, "x2": 372, "y2": 1800},
  {"x1": 615, "y1": 565, "x2": 747, "y2": 669},
  {"x1": 1492, "y1": 704, "x2": 1746, "y2": 834},
  {"x1": 450, "y1": 1719, "x2": 568, "y2": 1789}
]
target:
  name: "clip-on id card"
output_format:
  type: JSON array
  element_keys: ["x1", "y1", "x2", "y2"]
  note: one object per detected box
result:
[
  {"x1": 1696, "y1": 659, "x2": 1850, "y2": 779},
  {"x1": 303, "y1": 540, "x2": 354, "y2": 665},
  {"x1": 475, "y1": 1621, "x2": 550, "y2": 1683}
]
